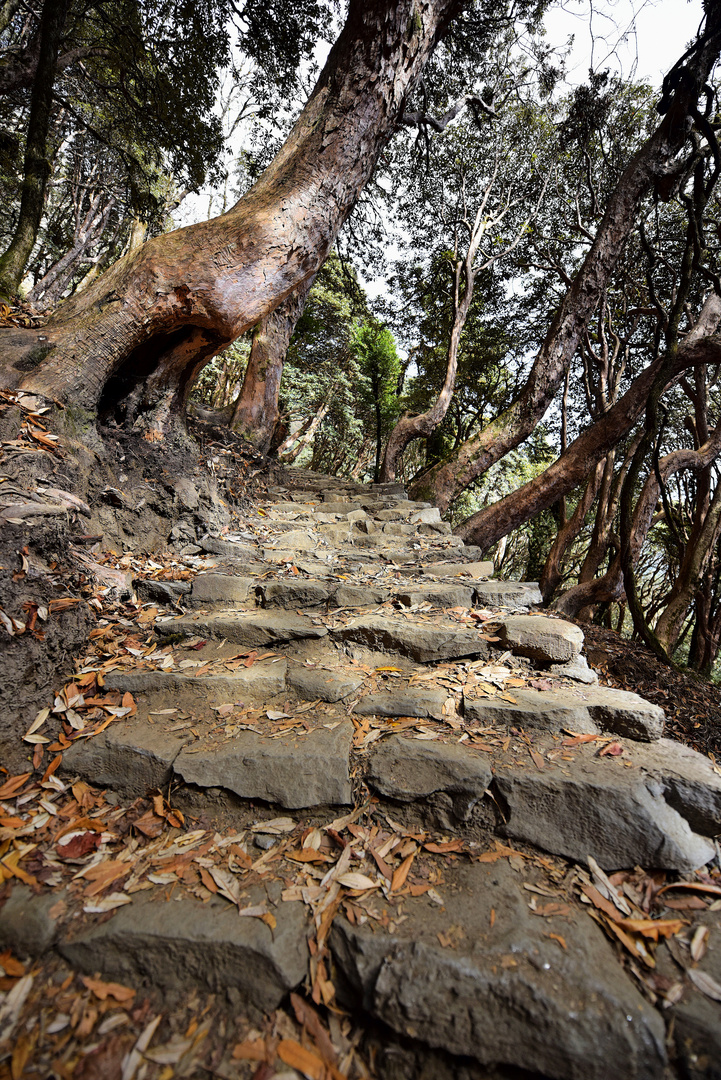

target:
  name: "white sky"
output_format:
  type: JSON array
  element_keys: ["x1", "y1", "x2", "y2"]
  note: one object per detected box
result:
[
  {"x1": 177, "y1": 0, "x2": 709, "y2": 250},
  {"x1": 544, "y1": 0, "x2": 705, "y2": 86}
]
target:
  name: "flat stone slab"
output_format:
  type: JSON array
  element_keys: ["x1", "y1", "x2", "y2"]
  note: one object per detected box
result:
[
  {"x1": 473, "y1": 580, "x2": 543, "y2": 608},
  {"x1": 395, "y1": 585, "x2": 474, "y2": 609},
  {"x1": 464, "y1": 687, "x2": 600, "y2": 735},
  {"x1": 334, "y1": 584, "x2": 390, "y2": 607},
  {"x1": 367, "y1": 735, "x2": 491, "y2": 819},
  {"x1": 264, "y1": 528, "x2": 319, "y2": 550},
  {"x1": 354, "y1": 688, "x2": 448, "y2": 720},
  {"x1": 256, "y1": 579, "x2": 332, "y2": 608},
  {"x1": 494, "y1": 760, "x2": 715, "y2": 871},
  {"x1": 334, "y1": 615, "x2": 489, "y2": 664},
  {"x1": 61, "y1": 718, "x2": 190, "y2": 798},
  {"x1": 199, "y1": 537, "x2": 259, "y2": 559},
  {"x1": 156, "y1": 610, "x2": 328, "y2": 647},
  {"x1": 106, "y1": 663, "x2": 288, "y2": 703},
  {"x1": 421, "y1": 560, "x2": 494, "y2": 578},
  {"x1": 174, "y1": 719, "x2": 354, "y2": 807},
  {"x1": 59, "y1": 886, "x2": 309, "y2": 1012},
  {"x1": 190, "y1": 574, "x2": 255, "y2": 605},
  {"x1": 464, "y1": 684, "x2": 664, "y2": 740},
  {"x1": 331, "y1": 861, "x2": 666, "y2": 1080},
  {"x1": 287, "y1": 665, "x2": 365, "y2": 703},
  {"x1": 497, "y1": 614, "x2": 584, "y2": 663}
]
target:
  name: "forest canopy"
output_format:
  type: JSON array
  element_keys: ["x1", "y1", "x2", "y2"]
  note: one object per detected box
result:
[{"x1": 2, "y1": 0, "x2": 721, "y2": 676}]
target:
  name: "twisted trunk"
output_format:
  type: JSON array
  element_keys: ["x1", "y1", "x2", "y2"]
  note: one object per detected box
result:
[
  {"x1": 0, "y1": 0, "x2": 71, "y2": 298},
  {"x1": 454, "y1": 332, "x2": 721, "y2": 550},
  {"x1": 408, "y1": 17, "x2": 721, "y2": 510},
  {"x1": 5, "y1": 0, "x2": 462, "y2": 437},
  {"x1": 230, "y1": 280, "x2": 313, "y2": 452}
]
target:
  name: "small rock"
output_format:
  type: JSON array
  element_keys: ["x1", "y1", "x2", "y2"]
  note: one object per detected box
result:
[
  {"x1": 0, "y1": 884, "x2": 64, "y2": 956},
  {"x1": 256, "y1": 580, "x2": 331, "y2": 608},
  {"x1": 497, "y1": 614, "x2": 584, "y2": 663},
  {"x1": 367, "y1": 735, "x2": 491, "y2": 819},
  {"x1": 265, "y1": 528, "x2": 318, "y2": 551},
  {"x1": 354, "y1": 689, "x2": 448, "y2": 720},
  {"x1": 334, "y1": 615, "x2": 489, "y2": 664},
  {"x1": 463, "y1": 687, "x2": 599, "y2": 735},
  {"x1": 287, "y1": 665, "x2": 365, "y2": 703},
  {"x1": 174, "y1": 478, "x2": 200, "y2": 510},
  {"x1": 421, "y1": 560, "x2": 495, "y2": 578},
  {"x1": 190, "y1": 574, "x2": 254, "y2": 605},
  {"x1": 473, "y1": 581, "x2": 543, "y2": 608},
  {"x1": 409, "y1": 507, "x2": 442, "y2": 524},
  {"x1": 550, "y1": 654, "x2": 599, "y2": 684},
  {"x1": 61, "y1": 718, "x2": 190, "y2": 798}
]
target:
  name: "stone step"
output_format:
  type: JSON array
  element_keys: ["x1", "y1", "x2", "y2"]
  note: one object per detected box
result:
[
  {"x1": 59, "y1": 883, "x2": 309, "y2": 1013},
  {"x1": 156, "y1": 609, "x2": 328, "y2": 646},
  {"x1": 464, "y1": 684, "x2": 665, "y2": 741},
  {"x1": 174, "y1": 719, "x2": 355, "y2": 808},
  {"x1": 330, "y1": 860, "x2": 666, "y2": 1080},
  {"x1": 334, "y1": 613, "x2": 491, "y2": 663},
  {"x1": 364, "y1": 730, "x2": 721, "y2": 871}
]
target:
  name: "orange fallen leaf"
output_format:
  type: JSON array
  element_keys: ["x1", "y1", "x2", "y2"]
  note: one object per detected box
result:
[
  {"x1": 657, "y1": 881, "x2": 721, "y2": 898},
  {"x1": 391, "y1": 850, "x2": 416, "y2": 893},
  {"x1": 0, "y1": 773, "x2": 31, "y2": 800},
  {"x1": 424, "y1": 839, "x2": 464, "y2": 854},
  {"x1": 232, "y1": 1038, "x2": 266, "y2": 1061},
  {"x1": 277, "y1": 1038, "x2": 325, "y2": 1080},
  {"x1": 81, "y1": 975, "x2": 135, "y2": 1002},
  {"x1": 547, "y1": 932, "x2": 567, "y2": 949},
  {"x1": 199, "y1": 866, "x2": 217, "y2": 893},
  {"x1": 616, "y1": 918, "x2": 685, "y2": 941}
]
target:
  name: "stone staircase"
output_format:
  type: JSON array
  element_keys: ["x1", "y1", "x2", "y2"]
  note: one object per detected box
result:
[{"x1": 2, "y1": 469, "x2": 721, "y2": 1079}]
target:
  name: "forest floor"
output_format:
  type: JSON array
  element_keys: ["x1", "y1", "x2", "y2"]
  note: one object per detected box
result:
[{"x1": 1, "y1": 389, "x2": 720, "y2": 1080}]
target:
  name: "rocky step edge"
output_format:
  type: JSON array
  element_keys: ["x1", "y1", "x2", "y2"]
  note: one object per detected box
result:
[{"x1": 2, "y1": 797, "x2": 720, "y2": 1080}]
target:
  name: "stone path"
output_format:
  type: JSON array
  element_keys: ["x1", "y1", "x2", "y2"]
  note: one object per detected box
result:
[{"x1": 1, "y1": 468, "x2": 720, "y2": 1079}]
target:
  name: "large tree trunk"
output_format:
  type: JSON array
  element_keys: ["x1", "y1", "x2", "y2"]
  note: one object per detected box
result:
[
  {"x1": 4, "y1": 0, "x2": 463, "y2": 437},
  {"x1": 453, "y1": 329, "x2": 721, "y2": 550},
  {"x1": 538, "y1": 460, "x2": 604, "y2": 604},
  {"x1": 230, "y1": 279, "x2": 313, "y2": 452},
  {"x1": 379, "y1": 207, "x2": 484, "y2": 481},
  {"x1": 553, "y1": 422, "x2": 721, "y2": 618},
  {"x1": 0, "y1": 0, "x2": 71, "y2": 298},
  {"x1": 406, "y1": 17, "x2": 721, "y2": 510}
]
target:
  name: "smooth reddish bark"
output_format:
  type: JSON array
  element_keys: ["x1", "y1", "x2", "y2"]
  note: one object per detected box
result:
[
  {"x1": 454, "y1": 324, "x2": 721, "y2": 550},
  {"x1": 230, "y1": 280, "x2": 313, "y2": 452},
  {"x1": 4, "y1": 0, "x2": 462, "y2": 435}
]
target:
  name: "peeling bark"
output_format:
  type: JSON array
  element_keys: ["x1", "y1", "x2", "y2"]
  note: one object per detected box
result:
[{"x1": 8, "y1": 0, "x2": 463, "y2": 436}]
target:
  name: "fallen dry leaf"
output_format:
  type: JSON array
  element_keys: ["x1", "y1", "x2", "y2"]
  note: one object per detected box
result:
[
  {"x1": 277, "y1": 1038, "x2": 325, "y2": 1079},
  {"x1": 81, "y1": 976, "x2": 136, "y2": 1003}
]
